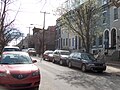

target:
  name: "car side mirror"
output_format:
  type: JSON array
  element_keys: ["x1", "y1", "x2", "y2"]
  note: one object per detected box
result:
[{"x1": 32, "y1": 60, "x2": 37, "y2": 63}]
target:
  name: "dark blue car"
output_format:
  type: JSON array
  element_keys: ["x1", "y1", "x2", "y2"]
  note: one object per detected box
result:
[{"x1": 67, "y1": 52, "x2": 106, "y2": 73}]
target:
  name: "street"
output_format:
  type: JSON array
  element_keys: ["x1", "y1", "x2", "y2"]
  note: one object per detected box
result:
[{"x1": 33, "y1": 57, "x2": 120, "y2": 90}]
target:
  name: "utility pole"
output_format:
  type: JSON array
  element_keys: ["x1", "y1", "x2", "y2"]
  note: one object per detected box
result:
[
  {"x1": 27, "y1": 24, "x2": 33, "y2": 48},
  {"x1": 21, "y1": 33, "x2": 24, "y2": 49},
  {"x1": 40, "y1": 11, "x2": 50, "y2": 54}
]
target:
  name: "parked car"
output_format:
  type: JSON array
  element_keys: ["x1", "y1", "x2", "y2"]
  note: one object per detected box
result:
[
  {"x1": 2, "y1": 45, "x2": 20, "y2": 52},
  {"x1": 52, "y1": 50, "x2": 70, "y2": 65},
  {"x1": 43, "y1": 50, "x2": 54, "y2": 61},
  {"x1": 47, "y1": 52, "x2": 54, "y2": 62},
  {"x1": 22, "y1": 49, "x2": 29, "y2": 52},
  {"x1": 0, "y1": 51, "x2": 40, "y2": 90},
  {"x1": 27, "y1": 48, "x2": 37, "y2": 56},
  {"x1": 67, "y1": 52, "x2": 106, "y2": 72}
]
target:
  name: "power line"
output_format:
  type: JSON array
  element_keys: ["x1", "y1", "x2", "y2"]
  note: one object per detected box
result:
[{"x1": 40, "y1": 0, "x2": 47, "y2": 11}]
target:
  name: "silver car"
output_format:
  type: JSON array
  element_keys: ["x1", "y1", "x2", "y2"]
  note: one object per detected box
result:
[{"x1": 52, "y1": 50, "x2": 70, "y2": 65}]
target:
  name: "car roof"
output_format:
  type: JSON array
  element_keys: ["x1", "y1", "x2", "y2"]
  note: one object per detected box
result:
[
  {"x1": 54, "y1": 50, "x2": 70, "y2": 52},
  {"x1": 2, "y1": 51, "x2": 29, "y2": 55},
  {"x1": 71, "y1": 52, "x2": 92, "y2": 55},
  {"x1": 45, "y1": 50, "x2": 53, "y2": 52},
  {"x1": 4, "y1": 46, "x2": 20, "y2": 49},
  {"x1": 44, "y1": 50, "x2": 53, "y2": 53}
]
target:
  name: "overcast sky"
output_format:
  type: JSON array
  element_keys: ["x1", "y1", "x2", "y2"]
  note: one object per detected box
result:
[
  {"x1": 11, "y1": 0, "x2": 65, "y2": 35},
  {"x1": 8, "y1": 0, "x2": 66, "y2": 45}
]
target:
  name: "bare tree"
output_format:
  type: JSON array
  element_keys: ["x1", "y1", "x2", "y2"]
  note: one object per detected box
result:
[
  {"x1": 33, "y1": 28, "x2": 43, "y2": 55},
  {"x1": 111, "y1": 0, "x2": 120, "y2": 8},
  {"x1": 0, "y1": 0, "x2": 20, "y2": 52},
  {"x1": 56, "y1": 0, "x2": 102, "y2": 53}
]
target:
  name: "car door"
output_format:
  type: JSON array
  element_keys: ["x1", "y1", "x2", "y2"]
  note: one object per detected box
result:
[
  {"x1": 53, "y1": 51, "x2": 58, "y2": 61},
  {"x1": 75, "y1": 53, "x2": 83, "y2": 68},
  {"x1": 67, "y1": 53, "x2": 74, "y2": 65},
  {"x1": 57, "y1": 51, "x2": 61, "y2": 62},
  {"x1": 55, "y1": 51, "x2": 60, "y2": 62},
  {"x1": 71, "y1": 53, "x2": 79, "y2": 67}
]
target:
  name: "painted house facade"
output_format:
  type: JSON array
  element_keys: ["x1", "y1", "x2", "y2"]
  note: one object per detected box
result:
[{"x1": 56, "y1": 0, "x2": 120, "y2": 59}]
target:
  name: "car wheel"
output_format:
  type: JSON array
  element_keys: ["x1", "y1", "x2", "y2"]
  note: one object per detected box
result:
[
  {"x1": 81, "y1": 64, "x2": 86, "y2": 72},
  {"x1": 43, "y1": 58, "x2": 45, "y2": 60},
  {"x1": 68, "y1": 61, "x2": 72, "y2": 68},
  {"x1": 59, "y1": 60, "x2": 63, "y2": 65}
]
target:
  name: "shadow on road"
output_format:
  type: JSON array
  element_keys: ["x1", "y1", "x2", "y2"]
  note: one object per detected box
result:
[{"x1": 55, "y1": 67, "x2": 120, "y2": 90}]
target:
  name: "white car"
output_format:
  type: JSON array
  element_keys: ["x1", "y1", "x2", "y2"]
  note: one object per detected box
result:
[
  {"x1": 2, "y1": 46, "x2": 20, "y2": 52},
  {"x1": 52, "y1": 50, "x2": 70, "y2": 65}
]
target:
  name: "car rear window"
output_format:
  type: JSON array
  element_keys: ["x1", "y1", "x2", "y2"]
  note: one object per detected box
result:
[
  {"x1": 3, "y1": 48, "x2": 20, "y2": 52},
  {"x1": 61, "y1": 51, "x2": 70, "y2": 55}
]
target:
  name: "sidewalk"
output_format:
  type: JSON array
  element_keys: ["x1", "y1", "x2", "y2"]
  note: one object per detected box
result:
[
  {"x1": 106, "y1": 60, "x2": 120, "y2": 69},
  {"x1": 107, "y1": 66, "x2": 120, "y2": 76},
  {"x1": 106, "y1": 61, "x2": 120, "y2": 76}
]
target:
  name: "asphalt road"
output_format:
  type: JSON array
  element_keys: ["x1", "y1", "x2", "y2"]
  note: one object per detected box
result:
[{"x1": 34, "y1": 57, "x2": 120, "y2": 90}]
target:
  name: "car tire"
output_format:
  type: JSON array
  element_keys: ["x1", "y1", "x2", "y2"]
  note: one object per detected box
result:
[
  {"x1": 81, "y1": 64, "x2": 86, "y2": 72},
  {"x1": 68, "y1": 61, "x2": 72, "y2": 68},
  {"x1": 43, "y1": 58, "x2": 45, "y2": 60},
  {"x1": 59, "y1": 60, "x2": 63, "y2": 65}
]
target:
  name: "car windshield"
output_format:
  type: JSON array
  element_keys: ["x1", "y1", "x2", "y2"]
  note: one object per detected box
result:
[
  {"x1": 81, "y1": 53, "x2": 96, "y2": 61},
  {"x1": 61, "y1": 51, "x2": 70, "y2": 55},
  {"x1": 0, "y1": 53, "x2": 32, "y2": 64}
]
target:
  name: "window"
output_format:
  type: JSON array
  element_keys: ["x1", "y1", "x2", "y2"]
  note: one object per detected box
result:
[
  {"x1": 69, "y1": 39, "x2": 71, "y2": 47},
  {"x1": 103, "y1": 11, "x2": 107, "y2": 24},
  {"x1": 99, "y1": 35, "x2": 103, "y2": 45},
  {"x1": 114, "y1": 8, "x2": 118, "y2": 20},
  {"x1": 72, "y1": 38, "x2": 74, "y2": 47},
  {"x1": 76, "y1": 53, "x2": 81, "y2": 59},
  {"x1": 63, "y1": 39, "x2": 65, "y2": 46},
  {"x1": 54, "y1": 51, "x2": 58, "y2": 54},
  {"x1": 66, "y1": 38, "x2": 68, "y2": 46},
  {"x1": 75, "y1": 36, "x2": 77, "y2": 49},
  {"x1": 70, "y1": 53, "x2": 74, "y2": 57},
  {"x1": 61, "y1": 51, "x2": 70, "y2": 55}
]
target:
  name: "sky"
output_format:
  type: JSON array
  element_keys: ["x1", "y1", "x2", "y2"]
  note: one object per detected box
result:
[
  {"x1": 8, "y1": 0, "x2": 66, "y2": 45},
  {"x1": 13, "y1": 0, "x2": 66, "y2": 34}
]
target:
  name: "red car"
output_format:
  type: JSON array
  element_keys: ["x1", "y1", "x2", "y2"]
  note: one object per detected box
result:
[{"x1": 0, "y1": 52, "x2": 40, "y2": 90}]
